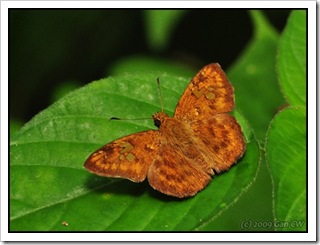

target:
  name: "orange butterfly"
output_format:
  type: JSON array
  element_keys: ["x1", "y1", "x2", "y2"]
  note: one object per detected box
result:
[{"x1": 84, "y1": 63, "x2": 246, "y2": 198}]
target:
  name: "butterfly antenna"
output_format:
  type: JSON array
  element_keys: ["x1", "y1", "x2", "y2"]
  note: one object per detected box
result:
[
  {"x1": 157, "y1": 77, "x2": 164, "y2": 112},
  {"x1": 110, "y1": 78, "x2": 164, "y2": 121},
  {"x1": 109, "y1": 117, "x2": 152, "y2": 121}
]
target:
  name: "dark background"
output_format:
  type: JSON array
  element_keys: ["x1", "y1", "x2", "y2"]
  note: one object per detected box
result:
[{"x1": 9, "y1": 9, "x2": 290, "y2": 124}]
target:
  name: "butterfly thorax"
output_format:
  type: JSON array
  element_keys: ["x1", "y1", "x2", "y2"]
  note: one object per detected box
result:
[
  {"x1": 152, "y1": 111, "x2": 191, "y2": 134},
  {"x1": 153, "y1": 112, "x2": 196, "y2": 148}
]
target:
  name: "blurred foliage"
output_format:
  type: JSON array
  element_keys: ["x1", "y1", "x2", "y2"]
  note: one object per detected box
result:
[{"x1": 10, "y1": 9, "x2": 290, "y2": 123}]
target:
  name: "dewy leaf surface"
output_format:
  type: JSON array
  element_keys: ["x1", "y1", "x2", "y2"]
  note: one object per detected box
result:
[{"x1": 10, "y1": 71, "x2": 259, "y2": 231}]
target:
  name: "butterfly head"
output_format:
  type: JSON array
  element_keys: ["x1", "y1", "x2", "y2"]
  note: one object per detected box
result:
[{"x1": 152, "y1": 112, "x2": 170, "y2": 128}]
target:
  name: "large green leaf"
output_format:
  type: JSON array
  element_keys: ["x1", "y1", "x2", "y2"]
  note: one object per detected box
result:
[
  {"x1": 265, "y1": 107, "x2": 306, "y2": 231},
  {"x1": 10, "y1": 71, "x2": 259, "y2": 231},
  {"x1": 277, "y1": 10, "x2": 306, "y2": 106}
]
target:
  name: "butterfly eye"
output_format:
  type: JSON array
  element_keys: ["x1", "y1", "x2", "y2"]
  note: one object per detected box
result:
[{"x1": 154, "y1": 118, "x2": 161, "y2": 128}]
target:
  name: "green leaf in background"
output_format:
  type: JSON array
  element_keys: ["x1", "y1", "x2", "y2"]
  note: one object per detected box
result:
[
  {"x1": 264, "y1": 10, "x2": 307, "y2": 232},
  {"x1": 277, "y1": 10, "x2": 306, "y2": 106},
  {"x1": 228, "y1": 10, "x2": 285, "y2": 142},
  {"x1": 265, "y1": 107, "x2": 306, "y2": 231},
  {"x1": 10, "y1": 119, "x2": 23, "y2": 138},
  {"x1": 10, "y1": 71, "x2": 259, "y2": 231},
  {"x1": 144, "y1": 10, "x2": 187, "y2": 52},
  {"x1": 108, "y1": 55, "x2": 196, "y2": 77},
  {"x1": 50, "y1": 80, "x2": 81, "y2": 104}
]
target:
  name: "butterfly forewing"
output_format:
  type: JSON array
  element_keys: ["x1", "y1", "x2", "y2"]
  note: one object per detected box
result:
[
  {"x1": 174, "y1": 63, "x2": 235, "y2": 121},
  {"x1": 84, "y1": 130, "x2": 161, "y2": 182}
]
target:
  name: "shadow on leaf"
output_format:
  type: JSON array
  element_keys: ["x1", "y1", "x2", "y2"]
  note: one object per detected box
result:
[{"x1": 84, "y1": 174, "x2": 186, "y2": 202}]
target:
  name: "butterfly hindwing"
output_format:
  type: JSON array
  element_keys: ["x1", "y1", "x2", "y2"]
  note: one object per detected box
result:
[
  {"x1": 147, "y1": 144, "x2": 212, "y2": 198},
  {"x1": 193, "y1": 113, "x2": 246, "y2": 173}
]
